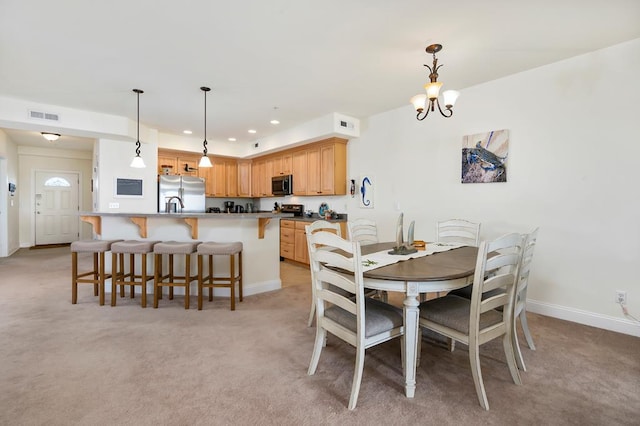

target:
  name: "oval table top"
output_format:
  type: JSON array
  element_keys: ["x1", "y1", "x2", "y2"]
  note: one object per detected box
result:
[{"x1": 360, "y1": 242, "x2": 478, "y2": 282}]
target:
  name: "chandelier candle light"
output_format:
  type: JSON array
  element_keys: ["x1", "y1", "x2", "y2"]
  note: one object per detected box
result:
[
  {"x1": 130, "y1": 89, "x2": 146, "y2": 168},
  {"x1": 198, "y1": 86, "x2": 213, "y2": 168},
  {"x1": 410, "y1": 43, "x2": 460, "y2": 120}
]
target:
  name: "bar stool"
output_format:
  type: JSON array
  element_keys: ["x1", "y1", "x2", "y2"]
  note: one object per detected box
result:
[
  {"x1": 153, "y1": 241, "x2": 200, "y2": 309},
  {"x1": 71, "y1": 239, "x2": 122, "y2": 305},
  {"x1": 111, "y1": 240, "x2": 160, "y2": 308},
  {"x1": 197, "y1": 241, "x2": 243, "y2": 311}
]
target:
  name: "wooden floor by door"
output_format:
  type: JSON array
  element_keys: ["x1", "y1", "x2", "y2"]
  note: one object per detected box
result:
[{"x1": 35, "y1": 171, "x2": 80, "y2": 245}]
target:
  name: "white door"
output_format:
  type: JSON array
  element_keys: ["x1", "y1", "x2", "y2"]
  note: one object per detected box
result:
[{"x1": 35, "y1": 171, "x2": 80, "y2": 245}]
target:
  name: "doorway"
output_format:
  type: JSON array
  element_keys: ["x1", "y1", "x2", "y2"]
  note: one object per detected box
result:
[{"x1": 35, "y1": 171, "x2": 80, "y2": 245}]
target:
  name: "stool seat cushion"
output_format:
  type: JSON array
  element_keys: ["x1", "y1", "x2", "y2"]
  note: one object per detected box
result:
[
  {"x1": 154, "y1": 241, "x2": 200, "y2": 255},
  {"x1": 71, "y1": 239, "x2": 123, "y2": 253},
  {"x1": 111, "y1": 240, "x2": 160, "y2": 254},
  {"x1": 197, "y1": 241, "x2": 243, "y2": 255}
]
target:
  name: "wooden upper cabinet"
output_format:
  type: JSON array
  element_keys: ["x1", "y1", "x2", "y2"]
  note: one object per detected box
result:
[
  {"x1": 251, "y1": 159, "x2": 266, "y2": 197},
  {"x1": 281, "y1": 153, "x2": 293, "y2": 175},
  {"x1": 158, "y1": 154, "x2": 177, "y2": 175},
  {"x1": 264, "y1": 158, "x2": 275, "y2": 196},
  {"x1": 237, "y1": 160, "x2": 252, "y2": 197},
  {"x1": 178, "y1": 156, "x2": 200, "y2": 176},
  {"x1": 226, "y1": 160, "x2": 238, "y2": 197},
  {"x1": 306, "y1": 146, "x2": 321, "y2": 195},
  {"x1": 198, "y1": 164, "x2": 215, "y2": 196},
  {"x1": 292, "y1": 150, "x2": 307, "y2": 195}
]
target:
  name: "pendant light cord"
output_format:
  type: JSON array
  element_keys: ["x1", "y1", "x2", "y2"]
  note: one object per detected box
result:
[
  {"x1": 201, "y1": 86, "x2": 211, "y2": 156},
  {"x1": 133, "y1": 89, "x2": 143, "y2": 156}
]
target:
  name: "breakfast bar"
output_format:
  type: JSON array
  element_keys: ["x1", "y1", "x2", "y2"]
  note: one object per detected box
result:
[{"x1": 79, "y1": 211, "x2": 293, "y2": 297}]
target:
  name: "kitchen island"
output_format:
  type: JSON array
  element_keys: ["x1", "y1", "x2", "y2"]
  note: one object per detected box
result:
[{"x1": 79, "y1": 211, "x2": 293, "y2": 298}]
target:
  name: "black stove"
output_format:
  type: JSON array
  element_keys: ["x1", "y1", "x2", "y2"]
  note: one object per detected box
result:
[{"x1": 280, "y1": 204, "x2": 304, "y2": 216}]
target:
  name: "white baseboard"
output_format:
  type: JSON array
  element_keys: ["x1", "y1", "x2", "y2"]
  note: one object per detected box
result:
[{"x1": 527, "y1": 299, "x2": 640, "y2": 337}]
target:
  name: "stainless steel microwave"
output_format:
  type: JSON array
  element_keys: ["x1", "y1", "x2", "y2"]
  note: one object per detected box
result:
[{"x1": 272, "y1": 174, "x2": 293, "y2": 196}]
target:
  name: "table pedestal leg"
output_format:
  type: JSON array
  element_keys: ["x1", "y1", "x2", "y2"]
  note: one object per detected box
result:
[{"x1": 403, "y1": 281, "x2": 420, "y2": 398}]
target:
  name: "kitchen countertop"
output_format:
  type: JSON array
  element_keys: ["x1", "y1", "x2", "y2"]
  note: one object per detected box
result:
[{"x1": 281, "y1": 214, "x2": 347, "y2": 223}]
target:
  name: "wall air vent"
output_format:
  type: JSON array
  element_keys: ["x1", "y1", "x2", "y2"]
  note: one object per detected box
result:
[{"x1": 29, "y1": 110, "x2": 60, "y2": 121}]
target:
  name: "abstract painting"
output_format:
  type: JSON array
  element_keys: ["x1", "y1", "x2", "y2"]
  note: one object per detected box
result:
[{"x1": 461, "y1": 129, "x2": 509, "y2": 183}]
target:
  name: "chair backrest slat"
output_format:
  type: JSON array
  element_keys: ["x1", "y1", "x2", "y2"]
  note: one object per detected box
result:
[
  {"x1": 348, "y1": 218, "x2": 379, "y2": 246},
  {"x1": 437, "y1": 219, "x2": 481, "y2": 247}
]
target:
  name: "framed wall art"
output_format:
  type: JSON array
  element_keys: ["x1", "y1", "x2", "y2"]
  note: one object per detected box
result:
[{"x1": 461, "y1": 129, "x2": 509, "y2": 183}]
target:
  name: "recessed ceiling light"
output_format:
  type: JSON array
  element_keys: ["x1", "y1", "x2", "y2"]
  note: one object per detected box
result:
[
  {"x1": 248, "y1": 129, "x2": 257, "y2": 134},
  {"x1": 270, "y1": 119, "x2": 280, "y2": 125},
  {"x1": 183, "y1": 130, "x2": 193, "y2": 134},
  {"x1": 228, "y1": 137, "x2": 237, "y2": 142}
]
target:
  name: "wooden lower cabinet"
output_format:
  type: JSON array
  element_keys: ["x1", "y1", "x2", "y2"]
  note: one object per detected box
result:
[
  {"x1": 294, "y1": 221, "x2": 309, "y2": 264},
  {"x1": 280, "y1": 220, "x2": 295, "y2": 260},
  {"x1": 280, "y1": 219, "x2": 346, "y2": 265}
]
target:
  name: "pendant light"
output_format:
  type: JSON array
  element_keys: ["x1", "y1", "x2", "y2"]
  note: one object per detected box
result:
[
  {"x1": 198, "y1": 86, "x2": 213, "y2": 168},
  {"x1": 130, "y1": 89, "x2": 146, "y2": 168}
]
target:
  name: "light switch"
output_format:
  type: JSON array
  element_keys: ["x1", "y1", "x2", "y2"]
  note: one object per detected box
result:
[{"x1": 109, "y1": 202, "x2": 119, "y2": 209}]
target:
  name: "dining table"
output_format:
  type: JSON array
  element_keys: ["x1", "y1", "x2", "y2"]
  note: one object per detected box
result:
[{"x1": 358, "y1": 242, "x2": 479, "y2": 398}]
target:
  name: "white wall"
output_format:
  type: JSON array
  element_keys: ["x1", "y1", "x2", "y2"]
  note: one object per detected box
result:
[
  {"x1": 17, "y1": 145, "x2": 93, "y2": 247},
  {"x1": 0, "y1": 129, "x2": 19, "y2": 255},
  {"x1": 346, "y1": 38, "x2": 640, "y2": 336}
]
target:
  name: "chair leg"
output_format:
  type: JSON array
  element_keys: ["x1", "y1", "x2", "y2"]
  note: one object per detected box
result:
[
  {"x1": 93, "y1": 253, "x2": 99, "y2": 296},
  {"x1": 111, "y1": 252, "x2": 118, "y2": 306},
  {"x1": 197, "y1": 255, "x2": 204, "y2": 310},
  {"x1": 348, "y1": 345, "x2": 366, "y2": 410},
  {"x1": 307, "y1": 327, "x2": 326, "y2": 376},
  {"x1": 307, "y1": 299, "x2": 316, "y2": 327},
  {"x1": 153, "y1": 254, "x2": 161, "y2": 308},
  {"x1": 448, "y1": 338, "x2": 456, "y2": 352},
  {"x1": 512, "y1": 319, "x2": 527, "y2": 372},
  {"x1": 469, "y1": 343, "x2": 489, "y2": 410},
  {"x1": 208, "y1": 255, "x2": 213, "y2": 302},
  {"x1": 520, "y1": 311, "x2": 536, "y2": 350},
  {"x1": 119, "y1": 253, "x2": 125, "y2": 298},
  {"x1": 98, "y1": 251, "x2": 106, "y2": 306},
  {"x1": 71, "y1": 252, "x2": 78, "y2": 304},
  {"x1": 503, "y1": 334, "x2": 523, "y2": 386},
  {"x1": 229, "y1": 254, "x2": 235, "y2": 311},
  {"x1": 169, "y1": 254, "x2": 174, "y2": 300},
  {"x1": 129, "y1": 253, "x2": 135, "y2": 299},
  {"x1": 184, "y1": 255, "x2": 190, "y2": 309},
  {"x1": 140, "y1": 253, "x2": 147, "y2": 308},
  {"x1": 238, "y1": 251, "x2": 243, "y2": 302}
]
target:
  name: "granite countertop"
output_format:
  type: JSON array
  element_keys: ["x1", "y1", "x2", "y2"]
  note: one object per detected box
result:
[
  {"x1": 283, "y1": 213, "x2": 347, "y2": 223},
  {"x1": 79, "y1": 211, "x2": 294, "y2": 219}
]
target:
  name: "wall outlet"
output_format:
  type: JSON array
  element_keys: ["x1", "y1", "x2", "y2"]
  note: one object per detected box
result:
[
  {"x1": 109, "y1": 202, "x2": 119, "y2": 209},
  {"x1": 615, "y1": 290, "x2": 627, "y2": 304}
]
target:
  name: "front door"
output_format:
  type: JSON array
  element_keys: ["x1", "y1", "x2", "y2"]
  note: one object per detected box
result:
[{"x1": 35, "y1": 171, "x2": 80, "y2": 245}]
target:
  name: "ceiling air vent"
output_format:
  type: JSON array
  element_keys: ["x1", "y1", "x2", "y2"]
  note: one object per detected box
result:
[{"x1": 29, "y1": 110, "x2": 60, "y2": 121}]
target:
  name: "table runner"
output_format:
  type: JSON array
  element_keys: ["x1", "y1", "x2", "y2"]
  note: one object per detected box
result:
[{"x1": 361, "y1": 242, "x2": 465, "y2": 272}]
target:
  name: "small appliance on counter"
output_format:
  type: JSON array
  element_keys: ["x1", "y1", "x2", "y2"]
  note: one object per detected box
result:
[
  {"x1": 280, "y1": 204, "x2": 304, "y2": 217},
  {"x1": 224, "y1": 201, "x2": 235, "y2": 213}
]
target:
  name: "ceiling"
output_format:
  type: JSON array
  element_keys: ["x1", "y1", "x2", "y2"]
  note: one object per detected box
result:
[{"x1": 2, "y1": 1, "x2": 639, "y2": 151}]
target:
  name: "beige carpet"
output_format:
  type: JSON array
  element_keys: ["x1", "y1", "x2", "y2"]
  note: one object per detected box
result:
[{"x1": 0, "y1": 247, "x2": 638, "y2": 425}]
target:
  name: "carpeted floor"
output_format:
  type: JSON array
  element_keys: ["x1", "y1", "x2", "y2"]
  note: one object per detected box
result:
[{"x1": 0, "y1": 247, "x2": 638, "y2": 425}]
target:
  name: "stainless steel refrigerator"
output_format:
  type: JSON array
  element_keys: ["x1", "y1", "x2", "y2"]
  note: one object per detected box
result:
[{"x1": 158, "y1": 175, "x2": 205, "y2": 213}]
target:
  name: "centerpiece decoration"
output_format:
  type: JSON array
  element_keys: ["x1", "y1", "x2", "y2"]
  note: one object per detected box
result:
[{"x1": 388, "y1": 213, "x2": 417, "y2": 255}]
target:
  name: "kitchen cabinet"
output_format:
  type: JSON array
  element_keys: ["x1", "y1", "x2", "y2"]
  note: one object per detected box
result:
[
  {"x1": 178, "y1": 156, "x2": 200, "y2": 176},
  {"x1": 237, "y1": 160, "x2": 252, "y2": 197},
  {"x1": 198, "y1": 164, "x2": 215, "y2": 196},
  {"x1": 280, "y1": 219, "x2": 295, "y2": 260},
  {"x1": 251, "y1": 159, "x2": 266, "y2": 197},
  {"x1": 292, "y1": 150, "x2": 308, "y2": 195},
  {"x1": 226, "y1": 160, "x2": 238, "y2": 197},
  {"x1": 279, "y1": 218, "x2": 346, "y2": 265},
  {"x1": 157, "y1": 154, "x2": 177, "y2": 175},
  {"x1": 272, "y1": 152, "x2": 292, "y2": 176},
  {"x1": 295, "y1": 138, "x2": 347, "y2": 196},
  {"x1": 211, "y1": 157, "x2": 239, "y2": 197},
  {"x1": 293, "y1": 221, "x2": 309, "y2": 264}
]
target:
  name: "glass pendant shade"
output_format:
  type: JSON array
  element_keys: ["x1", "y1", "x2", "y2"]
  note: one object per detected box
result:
[
  {"x1": 410, "y1": 94, "x2": 427, "y2": 112},
  {"x1": 198, "y1": 155, "x2": 212, "y2": 168},
  {"x1": 442, "y1": 90, "x2": 460, "y2": 108},
  {"x1": 130, "y1": 155, "x2": 146, "y2": 168},
  {"x1": 424, "y1": 81, "x2": 443, "y2": 100}
]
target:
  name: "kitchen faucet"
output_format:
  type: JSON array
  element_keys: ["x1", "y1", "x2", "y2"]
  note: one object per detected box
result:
[{"x1": 165, "y1": 196, "x2": 184, "y2": 213}]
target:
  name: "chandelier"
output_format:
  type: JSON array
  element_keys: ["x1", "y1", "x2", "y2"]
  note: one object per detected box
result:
[{"x1": 410, "y1": 44, "x2": 459, "y2": 120}]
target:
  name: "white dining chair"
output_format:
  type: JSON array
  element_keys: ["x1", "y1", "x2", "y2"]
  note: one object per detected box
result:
[
  {"x1": 307, "y1": 230, "x2": 404, "y2": 410},
  {"x1": 347, "y1": 218, "x2": 379, "y2": 246},
  {"x1": 347, "y1": 218, "x2": 387, "y2": 302},
  {"x1": 417, "y1": 232, "x2": 523, "y2": 410},
  {"x1": 305, "y1": 220, "x2": 343, "y2": 327},
  {"x1": 436, "y1": 219, "x2": 481, "y2": 247},
  {"x1": 513, "y1": 227, "x2": 539, "y2": 371}
]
